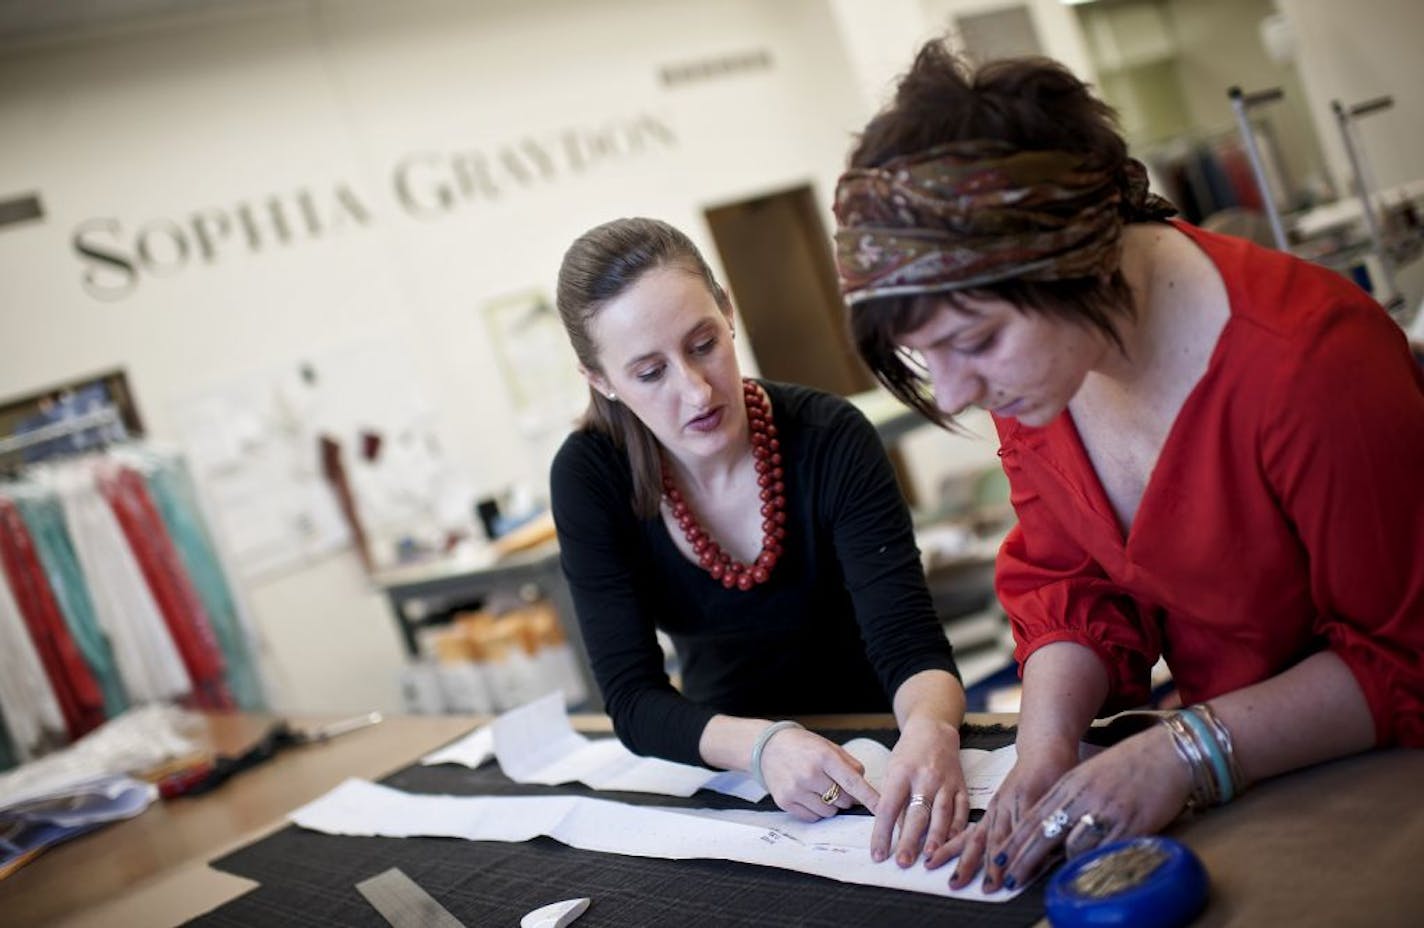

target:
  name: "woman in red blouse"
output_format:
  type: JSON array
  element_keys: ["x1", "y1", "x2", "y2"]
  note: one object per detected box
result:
[{"x1": 832, "y1": 43, "x2": 1424, "y2": 893}]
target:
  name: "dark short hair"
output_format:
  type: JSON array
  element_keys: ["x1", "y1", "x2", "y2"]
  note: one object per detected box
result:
[
  {"x1": 555, "y1": 217, "x2": 730, "y2": 518},
  {"x1": 846, "y1": 42, "x2": 1136, "y2": 427}
]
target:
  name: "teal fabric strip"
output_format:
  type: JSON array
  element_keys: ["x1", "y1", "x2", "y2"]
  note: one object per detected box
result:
[
  {"x1": 13, "y1": 491, "x2": 130, "y2": 718},
  {"x1": 144, "y1": 460, "x2": 266, "y2": 710}
]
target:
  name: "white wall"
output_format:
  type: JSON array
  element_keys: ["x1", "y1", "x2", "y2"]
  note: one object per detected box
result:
[
  {"x1": 1277, "y1": 0, "x2": 1424, "y2": 313},
  {"x1": 1, "y1": 0, "x2": 945, "y2": 713},
  {"x1": 829, "y1": 0, "x2": 1094, "y2": 115},
  {"x1": 1277, "y1": 0, "x2": 1423, "y2": 199}
]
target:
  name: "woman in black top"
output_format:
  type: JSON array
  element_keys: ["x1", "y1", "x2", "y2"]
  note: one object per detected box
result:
[{"x1": 549, "y1": 216, "x2": 968, "y2": 868}]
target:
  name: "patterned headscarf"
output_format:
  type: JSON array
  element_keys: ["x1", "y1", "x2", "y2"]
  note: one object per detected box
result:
[{"x1": 833, "y1": 140, "x2": 1176, "y2": 305}]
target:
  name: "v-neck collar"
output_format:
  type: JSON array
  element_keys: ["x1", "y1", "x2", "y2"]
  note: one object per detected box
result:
[{"x1": 1006, "y1": 222, "x2": 1241, "y2": 555}]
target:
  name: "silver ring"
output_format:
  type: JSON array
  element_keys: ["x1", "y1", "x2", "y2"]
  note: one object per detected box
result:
[
  {"x1": 907, "y1": 794, "x2": 930, "y2": 810},
  {"x1": 1041, "y1": 808, "x2": 1071, "y2": 839},
  {"x1": 1077, "y1": 812, "x2": 1105, "y2": 834}
]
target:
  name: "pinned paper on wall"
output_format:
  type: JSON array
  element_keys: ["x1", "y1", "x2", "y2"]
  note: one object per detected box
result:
[{"x1": 170, "y1": 334, "x2": 472, "y2": 578}]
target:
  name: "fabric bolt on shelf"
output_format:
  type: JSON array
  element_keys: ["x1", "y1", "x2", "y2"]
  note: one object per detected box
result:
[{"x1": 188, "y1": 726, "x2": 1046, "y2": 927}]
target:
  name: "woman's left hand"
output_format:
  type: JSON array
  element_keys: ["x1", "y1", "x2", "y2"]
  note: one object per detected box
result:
[
  {"x1": 993, "y1": 723, "x2": 1193, "y2": 890},
  {"x1": 871, "y1": 716, "x2": 969, "y2": 867}
]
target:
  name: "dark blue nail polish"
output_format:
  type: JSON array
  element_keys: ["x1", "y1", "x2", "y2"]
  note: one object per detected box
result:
[
  {"x1": 993, "y1": 852, "x2": 1007, "y2": 867},
  {"x1": 1004, "y1": 875, "x2": 1017, "y2": 890}
]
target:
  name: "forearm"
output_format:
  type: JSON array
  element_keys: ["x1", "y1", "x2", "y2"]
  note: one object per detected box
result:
[
  {"x1": 697, "y1": 713, "x2": 773, "y2": 771},
  {"x1": 1202, "y1": 650, "x2": 1374, "y2": 787},
  {"x1": 892, "y1": 668, "x2": 966, "y2": 730},
  {"x1": 1017, "y1": 641, "x2": 1110, "y2": 759}
]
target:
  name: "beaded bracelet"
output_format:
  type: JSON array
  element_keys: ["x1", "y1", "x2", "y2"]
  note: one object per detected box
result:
[{"x1": 749, "y1": 720, "x2": 804, "y2": 790}]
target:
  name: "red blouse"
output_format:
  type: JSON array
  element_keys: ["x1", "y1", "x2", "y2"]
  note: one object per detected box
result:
[{"x1": 994, "y1": 222, "x2": 1424, "y2": 747}]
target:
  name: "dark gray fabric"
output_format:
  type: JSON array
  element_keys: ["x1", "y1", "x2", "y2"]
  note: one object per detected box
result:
[{"x1": 191, "y1": 726, "x2": 1045, "y2": 927}]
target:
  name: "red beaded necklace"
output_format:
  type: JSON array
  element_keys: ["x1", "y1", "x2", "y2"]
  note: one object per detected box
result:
[{"x1": 661, "y1": 378, "x2": 786, "y2": 591}]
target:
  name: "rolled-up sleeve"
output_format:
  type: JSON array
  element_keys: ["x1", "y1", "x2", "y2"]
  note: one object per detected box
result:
[
  {"x1": 996, "y1": 444, "x2": 1161, "y2": 712},
  {"x1": 1262, "y1": 302, "x2": 1424, "y2": 747}
]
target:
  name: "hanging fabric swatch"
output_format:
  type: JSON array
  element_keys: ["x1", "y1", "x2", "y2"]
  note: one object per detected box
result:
[
  {"x1": 100, "y1": 463, "x2": 233, "y2": 711},
  {"x1": 48, "y1": 462, "x2": 192, "y2": 706},
  {"x1": 0, "y1": 553, "x2": 67, "y2": 763},
  {"x1": 142, "y1": 454, "x2": 266, "y2": 710},
  {"x1": 11, "y1": 488, "x2": 129, "y2": 718},
  {"x1": 0, "y1": 498, "x2": 106, "y2": 738}
]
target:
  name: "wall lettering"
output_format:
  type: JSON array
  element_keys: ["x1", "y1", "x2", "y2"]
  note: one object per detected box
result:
[{"x1": 69, "y1": 112, "x2": 677, "y2": 300}]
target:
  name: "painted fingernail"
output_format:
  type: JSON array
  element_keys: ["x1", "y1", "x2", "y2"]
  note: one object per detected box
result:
[
  {"x1": 993, "y1": 852, "x2": 1007, "y2": 867},
  {"x1": 1004, "y1": 875, "x2": 1017, "y2": 890},
  {"x1": 898, "y1": 852, "x2": 912, "y2": 867}
]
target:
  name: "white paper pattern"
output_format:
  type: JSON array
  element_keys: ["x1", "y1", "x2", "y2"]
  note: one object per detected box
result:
[
  {"x1": 421, "y1": 694, "x2": 1016, "y2": 808},
  {"x1": 290, "y1": 779, "x2": 1025, "y2": 903}
]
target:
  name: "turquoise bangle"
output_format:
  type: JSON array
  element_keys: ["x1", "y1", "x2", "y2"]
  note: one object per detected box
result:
[
  {"x1": 1179, "y1": 708, "x2": 1234, "y2": 805},
  {"x1": 749, "y1": 720, "x2": 804, "y2": 790}
]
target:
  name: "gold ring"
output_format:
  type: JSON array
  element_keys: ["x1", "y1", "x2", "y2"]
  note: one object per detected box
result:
[{"x1": 820, "y1": 782, "x2": 842, "y2": 804}]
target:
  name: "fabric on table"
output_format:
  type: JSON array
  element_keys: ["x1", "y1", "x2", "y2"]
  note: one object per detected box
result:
[
  {"x1": 0, "y1": 497, "x2": 106, "y2": 738},
  {"x1": 13, "y1": 489, "x2": 128, "y2": 718},
  {"x1": 144, "y1": 458, "x2": 265, "y2": 710},
  {"x1": 192, "y1": 726, "x2": 1044, "y2": 928}
]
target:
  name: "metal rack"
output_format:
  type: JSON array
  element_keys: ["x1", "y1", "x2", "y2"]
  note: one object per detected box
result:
[
  {"x1": 1229, "y1": 84, "x2": 1423, "y2": 328},
  {"x1": 0, "y1": 405, "x2": 125, "y2": 462}
]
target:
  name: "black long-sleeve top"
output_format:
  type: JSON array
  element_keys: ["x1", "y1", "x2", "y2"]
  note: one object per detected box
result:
[{"x1": 549, "y1": 380, "x2": 958, "y2": 765}]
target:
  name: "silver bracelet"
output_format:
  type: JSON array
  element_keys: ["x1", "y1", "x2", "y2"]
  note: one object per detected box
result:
[
  {"x1": 1162, "y1": 713, "x2": 1217, "y2": 809},
  {"x1": 1191, "y1": 702, "x2": 1247, "y2": 797},
  {"x1": 749, "y1": 720, "x2": 804, "y2": 790}
]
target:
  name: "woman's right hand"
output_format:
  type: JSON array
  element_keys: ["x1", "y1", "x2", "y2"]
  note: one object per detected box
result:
[
  {"x1": 759, "y1": 727, "x2": 879, "y2": 822},
  {"x1": 926, "y1": 738, "x2": 1079, "y2": 891}
]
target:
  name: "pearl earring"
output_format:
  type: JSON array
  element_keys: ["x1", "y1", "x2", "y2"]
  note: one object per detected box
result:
[{"x1": 606, "y1": 391, "x2": 617, "y2": 401}]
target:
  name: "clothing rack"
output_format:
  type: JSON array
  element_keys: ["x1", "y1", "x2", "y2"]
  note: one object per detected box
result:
[
  {"x1": 0, "y1": 406, "x2": 124, "y2": 461},
  {"x1": 1329, "y1": 95, "x2": 1419, "y2": 323},
  {"x1": 1227, "y1": 86, "x2": 1290, "y2": 250}
]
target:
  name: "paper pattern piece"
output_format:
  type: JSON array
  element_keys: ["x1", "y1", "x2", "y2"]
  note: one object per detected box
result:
[
  {"x1": 419, "y1": 694, "x2": 1018, "y2": 808},
  {"x1": 841, "y1": 737, "x2": 1016, "y2": 811},
  {"x1": 291, "y1": 779, "x2": 1025, "y2": 903},
  {"x1": 420, "y1": 724, "x2": 494, "y2": 769},
  {"x1": 421, "y1": 693, "x2": 764, "y2": 801}
]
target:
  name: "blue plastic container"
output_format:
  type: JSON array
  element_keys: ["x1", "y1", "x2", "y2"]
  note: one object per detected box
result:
[{"x1": 1045, "y1": 836, "x2": 1208, "y2": 928}]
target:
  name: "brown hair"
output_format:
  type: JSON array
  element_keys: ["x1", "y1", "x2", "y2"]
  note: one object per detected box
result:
[
  {"x1": 555, "y1": 217, "x2": 731, "y2": 519},
  {"x1": 846, "y1": 42, "x2": 1137, "y2": 427}
]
